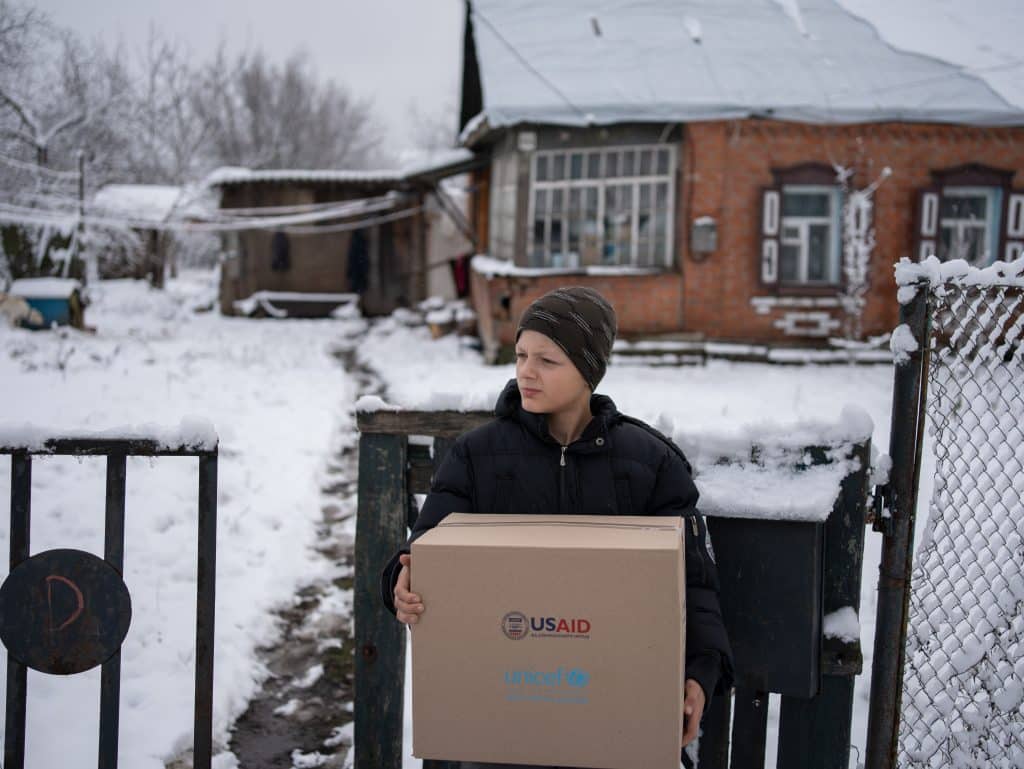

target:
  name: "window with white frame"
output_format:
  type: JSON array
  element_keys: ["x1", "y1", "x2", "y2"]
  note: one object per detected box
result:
[
  {"x1": 779, "y1": 185, "x2": 842, "y2": 285},
  {"x1": 937, "y1": 186, "x2": 1002, "y2": 265},
  {"x1": 529, "y1": 146, "x2": 674, "y2": 268}
]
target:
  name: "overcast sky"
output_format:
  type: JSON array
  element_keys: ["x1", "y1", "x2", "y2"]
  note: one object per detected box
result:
[{"x1": 34, "y1": 0, "x2": 466, "y2": 162}]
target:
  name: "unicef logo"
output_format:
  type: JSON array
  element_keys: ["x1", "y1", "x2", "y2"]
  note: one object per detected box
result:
[
  {"x1": 566, "y1": 668, "x2": 591, "y2": 688},
  {"x1": 501, "y1": 611, "x2": 529, "y2": 640}
]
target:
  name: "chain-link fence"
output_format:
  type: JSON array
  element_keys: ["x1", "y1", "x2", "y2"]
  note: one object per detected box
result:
[{"x1": 898, "y1": 282, "x2": 1024, "y2": 768}]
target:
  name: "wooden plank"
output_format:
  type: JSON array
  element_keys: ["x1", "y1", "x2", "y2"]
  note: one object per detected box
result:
[
  {"x1": 698, "y1": 691, "x2": 732, "y2": 769},
  {"x1": 777, "y1": 677, "x2": 855, "y2": 769},
  {"x1": 730, "y1": 688, "x2": 768, "y2": 769},
  {"x1": 354, "y1": 433, "x2": 409, "y2": 769},
  {"x1": 356, "y1": 409, "x2": 492, "y2": 438}
]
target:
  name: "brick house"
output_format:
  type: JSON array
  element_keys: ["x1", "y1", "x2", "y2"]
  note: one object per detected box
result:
[{"x1": 458, "y1": 0, "x2": 1024, "y2": 362}]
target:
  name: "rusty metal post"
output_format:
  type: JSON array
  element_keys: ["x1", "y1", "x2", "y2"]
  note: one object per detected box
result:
[
  {"x1": 865, "y1": 284, "x2": 932, "y2": 769},
  {"x1": 194, "y1": 453, "x2": 219, "y2": 769},
  {"x1": 99, "y1": 452, "x2": 127, "y2": 769},
  {"x1": 4, "y1": 452, "x2": 30, "y2": 769}
]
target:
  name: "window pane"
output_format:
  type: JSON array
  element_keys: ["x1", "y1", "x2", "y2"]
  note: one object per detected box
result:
[
  {"x1": 568, "y1": 188, "x2": 582, "y2": 261},
  {"x1": 603, "y1": 184, "x2": 633, "y2": 265},
  {"x1": 940, "y1": 223, "x2": 986, "y2": 264},
  {"x1": 550, "y1": 189, "x2": 565, "y2": 266},
  {"x1": 637, "y1": 184, "x2": 653, "y2": 266},
  {"x1": 656, "y1": 182, "x2": 669, "y2": 207},
  {"x1": 587, "y1": 152, "x2": 601, "y2": 179},
  {"x1": 570, "y1": 152, "x2": 584, "y2": 180},
  {"x1": 941, "y1": 195, "x2": 987, "y2": 220},
  {"x1": 535, "y1": 156, "x2": 548, "y2": 182},
  {"x1": 532, "y1": 189, "x2": 547, "y2": 266},
  {"x1": 639, "y1": 150, "x2": 653, "y2": 176},
  {"x1": 552, "y1": 154, "x2": 566, "y2": 181},
  {"x1": 582, "y1": 187, "x2": 601, "y2": 265},
  {"x1": 656, "y1": 149, "x2": 670, "y2": 175},
  {"x1": 780, "y1": 244, "x2": 799, "y2": 282},
  {"x1": 622, "y1": 150, "x2": 636, "y2": 177},
  {"x1": 606, "y1": 152, "x2": 619, "y2": 178},
  {"x1": 783, "y1": 191, "x2": 830, "y2": 217},
  {"x1": 808, "y1": 224, "x2": 830, "y2": 281}
]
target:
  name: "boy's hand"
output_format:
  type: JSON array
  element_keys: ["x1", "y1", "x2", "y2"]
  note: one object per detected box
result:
[
  {"x1": 394, "y1": 553, "x2": 424, "y2": 625},
  {"x1": 681, "y1": 678, "x2": 706, "y2": 747}
]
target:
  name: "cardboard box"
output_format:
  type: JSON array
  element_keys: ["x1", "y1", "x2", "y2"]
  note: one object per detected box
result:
[{"x1": 410, "y1": 514, "x2": 685, "y2": 769}]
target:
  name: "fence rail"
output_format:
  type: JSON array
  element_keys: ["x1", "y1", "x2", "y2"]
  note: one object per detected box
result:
[
  {"x1": 0, "y1": 436, "x2": 218, "y2": 769},
  {"x1": 354, "y1": 407, "x2": 871, "y2": 769}
]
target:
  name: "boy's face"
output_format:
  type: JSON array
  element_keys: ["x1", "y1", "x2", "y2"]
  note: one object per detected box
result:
[{"x1": 515, "y1": 329, "x2": 591, "y2": 416}]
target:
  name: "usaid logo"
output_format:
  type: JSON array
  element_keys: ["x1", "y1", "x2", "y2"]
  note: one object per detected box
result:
[
  {"x1": 501, "y1": 610, "x2": 592, "y2": 640},
  {"x1": 501, "y1": 611, "x2": 529, "y2": 640}
]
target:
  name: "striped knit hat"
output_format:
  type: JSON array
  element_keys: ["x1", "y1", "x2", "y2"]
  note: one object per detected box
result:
[{"x1": 515, "y1": 286, "x2": 617, "y2": 391}]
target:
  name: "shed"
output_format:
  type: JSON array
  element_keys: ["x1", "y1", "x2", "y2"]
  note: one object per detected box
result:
[{"x1": 208, "y1": 150, "x2": 483, "y2": 318}]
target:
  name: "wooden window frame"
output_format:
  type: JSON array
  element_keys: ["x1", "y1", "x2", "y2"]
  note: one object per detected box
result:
[{"x1": 527, "y1": 144, "x2": 676, "y2": 269}]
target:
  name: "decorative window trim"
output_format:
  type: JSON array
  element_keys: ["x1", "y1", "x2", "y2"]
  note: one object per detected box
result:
[{"x1": 527, "y1": 144, "x2": 676, "y2": 269}]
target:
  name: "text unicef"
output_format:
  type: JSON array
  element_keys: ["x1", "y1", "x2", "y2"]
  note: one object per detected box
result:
[{"x1": 504, "y1": 666, "x2": 591, "y2": 688}]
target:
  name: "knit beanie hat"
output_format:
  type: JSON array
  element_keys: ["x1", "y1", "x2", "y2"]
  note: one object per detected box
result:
[{"x1": 515, "y1": 286, "x2": 617, "y2": 391}]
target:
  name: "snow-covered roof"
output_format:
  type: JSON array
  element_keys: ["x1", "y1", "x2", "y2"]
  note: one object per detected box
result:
[
  {"x1": 8, "y1": 277, "x2": 82, "y2": 299},
  {"x1": 463, "y1": 0, "x2": 1024, "y2": 137},
  {"x1": 206, "y1": 148, "x2": 478, "y2": 188},
  {"x1": 92, "y1": 184, "x2": 184, "y2": 223}
]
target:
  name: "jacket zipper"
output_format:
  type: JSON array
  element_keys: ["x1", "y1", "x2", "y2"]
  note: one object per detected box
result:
[
  {"x1": 691, "y1": 516, "x2": 699, "y2": 537},
  {"x1": 559, "y1": 445, "x2": 568, "y2": 514}
]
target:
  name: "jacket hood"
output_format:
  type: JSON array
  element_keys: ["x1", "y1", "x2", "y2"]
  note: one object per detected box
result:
[{"x1": 493, "y1": 377, "x2": 622, "y2": 446}]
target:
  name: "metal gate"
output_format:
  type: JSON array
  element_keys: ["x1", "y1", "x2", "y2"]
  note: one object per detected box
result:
[
  {"x1": 866, "y1": 262, "x2": 1024, "y2": 769},
  {"x1": 0, "y1": 435, "x2": 218, "y2": 769}
]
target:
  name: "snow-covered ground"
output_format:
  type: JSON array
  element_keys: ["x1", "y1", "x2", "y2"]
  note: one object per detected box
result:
[
  {"x1": 357, "y1": 313, "x2": 938, "y2": 769},
  {"x1": 2, "y1": 270, "x2": 942, "y2": 768},
  {"x1": 0, "y1": 270, "x2": 363, "y2": 768}
]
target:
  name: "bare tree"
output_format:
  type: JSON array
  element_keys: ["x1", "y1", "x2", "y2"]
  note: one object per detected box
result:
[{"x1": 191, "y1": 46, "x2": 383, "y2": 170}]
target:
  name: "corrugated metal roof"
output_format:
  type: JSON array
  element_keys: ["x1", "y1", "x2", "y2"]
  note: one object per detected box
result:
[
  {"x1": 206, "y1": 149, "x2": 478, "y2": 188},
  {"x1": 464, "y1": 0, "x2": 1024, "y2": 133}
]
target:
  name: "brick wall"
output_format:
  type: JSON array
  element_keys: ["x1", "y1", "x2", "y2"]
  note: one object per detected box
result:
[
  {"x1": 470, "y1": 267, "x2": 684, "y2": 361},
  {"x1": 682, "y1": 120, "x2": 1024, "y2": 342},
  {"x1": 470, "y1": 120, "x2": 1024, "y2": 351}
]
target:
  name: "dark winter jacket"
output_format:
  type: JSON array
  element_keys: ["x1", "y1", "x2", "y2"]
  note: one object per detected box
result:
[{"x1": 380, "y1": 377, "x2": 735, "y2": 710}]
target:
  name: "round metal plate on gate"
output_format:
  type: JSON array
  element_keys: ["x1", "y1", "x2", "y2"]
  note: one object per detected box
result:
[{"x1": 0, "y1": 548, "x2": 132, "y2": 675}]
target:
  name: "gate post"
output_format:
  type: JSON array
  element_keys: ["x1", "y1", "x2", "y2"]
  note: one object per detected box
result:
[
  {"x1": 354, "y1": 432, "x2": 409, "y2": 769},
  {"x1": 864, "y1": 284, "x2": 932, "y2": 769}
]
